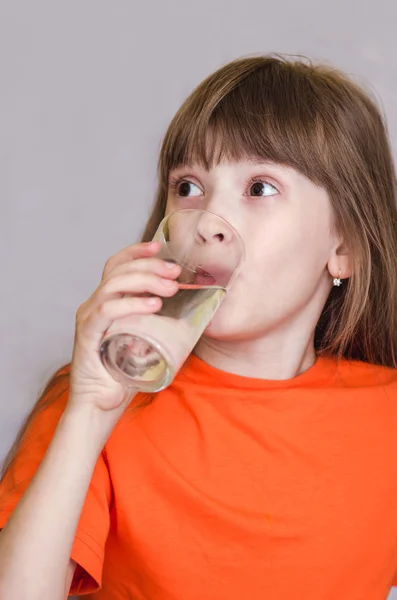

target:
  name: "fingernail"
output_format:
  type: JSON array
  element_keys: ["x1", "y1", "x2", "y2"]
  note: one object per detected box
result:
[
  {"x1": 146, "y1": 297, "x2": 159, "y2": 305},
  {"x1": 165, "y1": 261, "x2": 178, "y2": 269}
]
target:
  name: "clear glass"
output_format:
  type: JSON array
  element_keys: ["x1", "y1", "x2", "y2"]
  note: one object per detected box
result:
[{"x1": 100, "y1": 209, "x2": 245, "y2": 392}]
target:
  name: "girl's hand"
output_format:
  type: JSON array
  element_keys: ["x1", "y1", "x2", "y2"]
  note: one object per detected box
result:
[{"x1": 69, "y1": 242, "x2": 180, "y2": 412}]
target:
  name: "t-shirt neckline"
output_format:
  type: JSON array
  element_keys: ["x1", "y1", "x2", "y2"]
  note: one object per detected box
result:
[{"x1": 178, "y1": 352, "x2": 339, "y2": 391}]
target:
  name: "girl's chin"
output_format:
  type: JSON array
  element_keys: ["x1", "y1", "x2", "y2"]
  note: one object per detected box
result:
[
  {"x1": 201, "y1": 319, "x2": 237, "y2": 341},
  {"x1": 201, "y1": 313, "x2": 264, "y2": 343}
]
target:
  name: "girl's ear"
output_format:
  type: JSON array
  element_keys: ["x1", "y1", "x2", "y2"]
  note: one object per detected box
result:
[{"x1": 327, "y1": 240, "x2": 352, "y2": 281}]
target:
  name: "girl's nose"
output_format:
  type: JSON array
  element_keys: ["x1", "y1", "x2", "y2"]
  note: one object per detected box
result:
[{"x1": 195, "y1": 213, "x2": 232, "y2": 245}]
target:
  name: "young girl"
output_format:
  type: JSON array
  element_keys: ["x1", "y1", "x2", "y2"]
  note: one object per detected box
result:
[{"x1": 1, "y1": 55, "x2": 397, "y2": 600}]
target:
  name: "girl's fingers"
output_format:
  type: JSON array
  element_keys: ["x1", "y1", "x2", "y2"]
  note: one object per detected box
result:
[
  {"x1": 75, "y1": 242, "x2": 181, "y2": 354},
  {"x1": 98, "y1": 272, "x2": 179, "y2": 299},
  {"x1": 102, "y1": 257, "x2": 181, "y2": 284},
  {"x1": 101, "y1": 242, "x2": 160, "y2": 282},
  {"x1": 77, "y1": 295, "x2": 163, "y2": 349}
]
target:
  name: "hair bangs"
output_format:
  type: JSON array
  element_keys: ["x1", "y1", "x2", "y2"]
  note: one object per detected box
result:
[{"x1": 160, "y1": 61, "x2": 329, "y2": 186}]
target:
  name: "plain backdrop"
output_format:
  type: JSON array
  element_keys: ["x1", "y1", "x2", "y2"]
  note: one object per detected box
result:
[{"x1": 1, "y1": 1, "x2": 397, "y2": 597}]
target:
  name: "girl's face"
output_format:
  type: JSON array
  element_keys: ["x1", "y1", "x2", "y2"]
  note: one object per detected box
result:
[{"x1": 166, "y1": 159, "x2": 350, "y2": 343}]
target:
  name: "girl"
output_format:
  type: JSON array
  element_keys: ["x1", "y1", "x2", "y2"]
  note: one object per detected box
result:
[{"x1": 1, "y1": 55, "x2": 397, "y2": 600}]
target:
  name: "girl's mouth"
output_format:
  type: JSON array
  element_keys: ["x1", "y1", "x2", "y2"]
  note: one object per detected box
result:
[{"x1": 194, "y1": 267, "x2": 216, "y2": 286}]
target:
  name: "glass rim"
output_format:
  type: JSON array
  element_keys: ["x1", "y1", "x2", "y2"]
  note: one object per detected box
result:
[{"x1": 160, "y1": 208, "x2": 246, "y2": 278}]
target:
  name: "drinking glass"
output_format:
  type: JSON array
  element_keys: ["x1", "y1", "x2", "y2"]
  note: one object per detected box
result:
[{"x1": 100, "y1": 209, "x2": 244, "y2": 392}]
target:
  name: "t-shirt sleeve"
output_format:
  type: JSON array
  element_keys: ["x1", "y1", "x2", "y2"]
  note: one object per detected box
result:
[{"x1": 0, "y1": 369, "x2": 111, "y2": 595}]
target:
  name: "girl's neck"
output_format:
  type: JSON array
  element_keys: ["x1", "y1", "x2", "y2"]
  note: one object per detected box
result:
[{"x1": 195, "y1": 330, "x2": 317, "y2": 381}]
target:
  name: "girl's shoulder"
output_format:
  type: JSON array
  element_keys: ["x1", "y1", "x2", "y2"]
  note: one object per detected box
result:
[{"x1": 336, "y1": 357, "x2": 397, "y2": 391}]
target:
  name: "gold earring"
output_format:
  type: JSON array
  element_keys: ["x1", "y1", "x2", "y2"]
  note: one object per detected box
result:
[{"x1": 333, "y1": 270, "x2": 342, "y2": 287}]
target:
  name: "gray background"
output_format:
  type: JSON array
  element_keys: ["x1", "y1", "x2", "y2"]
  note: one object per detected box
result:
[{"x1": 1, "y1": 1, "x2": 397, "y2": 597}]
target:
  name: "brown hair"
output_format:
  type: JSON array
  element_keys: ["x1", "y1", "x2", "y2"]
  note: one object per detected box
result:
[{"x1": 2, "y1": 54, "x2": 397, "y2": 479}]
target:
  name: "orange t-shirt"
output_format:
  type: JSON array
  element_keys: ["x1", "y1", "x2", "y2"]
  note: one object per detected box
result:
[{"x1": 1, "y1": 354, "x2": 397, "y2": 598}]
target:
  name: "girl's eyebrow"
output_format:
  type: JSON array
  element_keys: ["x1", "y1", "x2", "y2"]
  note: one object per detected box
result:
[
  {"x1": 167, "y1": 165, "x2": 197, "y2": 180},
  {"x1": 247, "y1": 157, "x2": 265, "y2": 165},
  {"x1": 168, "y1": 164, "x2": 190, "y2": 175},
  {"x1": 246, "y1": 158, "x2": 278, "y2": 167},
  {"x1": 167, "y1": 160, "x2": 285, "y2": 181}
]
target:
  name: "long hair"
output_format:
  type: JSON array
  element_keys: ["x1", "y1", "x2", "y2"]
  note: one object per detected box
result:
[{"x1": 2, "y1": 54, "x2": 397, "y2": 479}]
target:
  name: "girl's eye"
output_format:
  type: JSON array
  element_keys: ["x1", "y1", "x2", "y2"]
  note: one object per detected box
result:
[
  {"x1": 249, "y1": 180, "x2": 278, "y2": 197},
  {"x1": 169, "y1": 176, "x2": 278, "y2": 198},
  {"x1": 173, "y1": 179, "x2": 202, "y2": 197}
]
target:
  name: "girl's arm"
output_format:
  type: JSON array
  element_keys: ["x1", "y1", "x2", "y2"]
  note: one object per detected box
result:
[
  {"x1": 0, "y1": 401, "x2": 125, "y2": 600},
  {"x1": 65, "y1": 561, "x2": 77, "y2": 599},
  {"x1": 0, "y1": 241, "x2": 179, "y2": 598}
]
